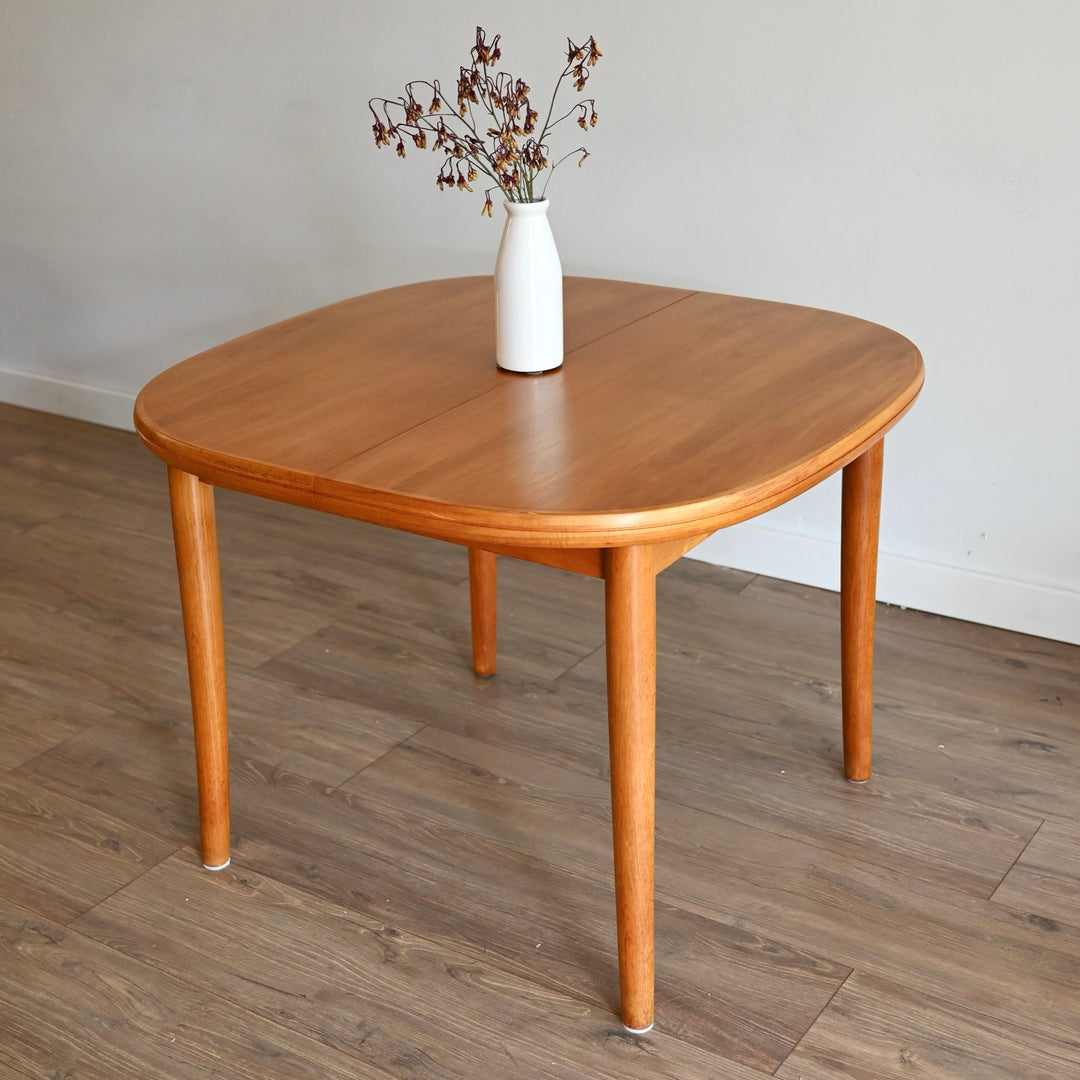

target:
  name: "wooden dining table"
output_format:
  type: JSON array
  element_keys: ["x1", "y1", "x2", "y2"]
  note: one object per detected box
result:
[{"x1": 134, "y1": 275, "x2": 924, "y2": 1033}]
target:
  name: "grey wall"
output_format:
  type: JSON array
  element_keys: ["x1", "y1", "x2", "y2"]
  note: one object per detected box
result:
[{"x1": 2, "y1": 1, "x2": 1078, "y2": 642}]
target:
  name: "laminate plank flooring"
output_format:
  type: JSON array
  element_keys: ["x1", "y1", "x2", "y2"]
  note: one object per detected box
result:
[
  {"x1": 0, "y1": 897, "x2": 387, "y2": 1080},
  {"x1": 2, "y1": 401, "x2": 1079, "y2": 1078}
]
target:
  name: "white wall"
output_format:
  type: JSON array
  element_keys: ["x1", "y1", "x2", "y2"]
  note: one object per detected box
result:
[{"x1": 2, "y1": 1, "x2": 1078, "y2": 644}]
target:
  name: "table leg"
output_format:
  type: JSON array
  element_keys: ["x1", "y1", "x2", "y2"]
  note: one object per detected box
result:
[
  {"x1": 468, "y1": 548, "x2": 497, "y2": 677},
  {"x1": 604, "y1": 544, "x2": 657, "y2": 1033},
  {"x1": 168, "y1": 466, "x2": 231, "y2": 870},
  {"x1": 840, "y1": 439, "x2": 884, "y2": 782}
]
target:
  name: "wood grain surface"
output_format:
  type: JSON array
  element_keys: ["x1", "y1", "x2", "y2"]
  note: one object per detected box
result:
[
  {"x1": 4, "y1": 403, "x2": 1080, "y2": 1078},
  {"x1": 135, "y1": 277, "x2": 923, "y2": 546}
]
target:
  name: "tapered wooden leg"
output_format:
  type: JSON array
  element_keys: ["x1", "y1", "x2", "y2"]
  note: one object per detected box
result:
[
  {"x1": 168, "y1": 466, "x2": 231, "y2": 869},
  {"x1": 840, "y1": 440, "x2": 884, "y2": 782},
  {"x1": 604, "y1": 545, "x2": 656, "y2": 1033},
  {"x1": 468, "y1": 548, "x2": 497, "y2": 677}
]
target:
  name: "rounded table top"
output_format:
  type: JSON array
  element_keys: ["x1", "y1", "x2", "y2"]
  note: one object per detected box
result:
[{"x1": 135, "y1": 276, "x2": 923, "y2": 547}]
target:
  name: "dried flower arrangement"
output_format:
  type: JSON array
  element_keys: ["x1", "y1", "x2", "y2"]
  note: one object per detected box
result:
[{"x1": 369, "y1": 27, "x2": 602, "y2": 216}]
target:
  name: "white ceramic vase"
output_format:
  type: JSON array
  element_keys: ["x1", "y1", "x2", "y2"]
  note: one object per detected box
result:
[{"x1": 494, "y1": 199, "x2": 563, "y2": 374}]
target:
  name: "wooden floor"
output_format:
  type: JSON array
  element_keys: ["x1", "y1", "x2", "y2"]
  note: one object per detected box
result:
[{"x1": 2, "y1": 401, "x2": 1080, "y2": 1079}]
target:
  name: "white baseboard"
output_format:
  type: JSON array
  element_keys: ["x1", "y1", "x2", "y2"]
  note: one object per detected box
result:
[
  {"x1": 0, "y1": 364, "x2": 136, "y2": 432},
  {"x1": 690, "y1": 524, "x2": 1080, "y2": 647}
]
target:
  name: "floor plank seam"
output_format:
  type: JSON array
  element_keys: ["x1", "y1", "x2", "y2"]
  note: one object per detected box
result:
[
  {"x1": 8, "y1": 720, "x2": 116, "y2": 778},
  {"x1": 771, "y1": 965, "x2": 858, "y2": 1076},
  {"x1": 987, "y1": 817, "x2": 1047, "y2": 906},
  {"x1": 63, "y1": 841, "x2": 189, "y2": 928},
  {"x1": 733, "y1": 571, "x2": 762, "y2": 597},
  {"x1": 327, "y1": 725, "x2": 433, "y2": 794},
  {"x1": 552, "y1": 643, "x2": 608, "y2": 687}
]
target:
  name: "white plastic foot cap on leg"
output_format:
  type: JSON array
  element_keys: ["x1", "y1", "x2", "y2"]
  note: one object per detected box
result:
[
  {"x1": 202, "y1": 858, "x2": 231, "y2": 871},
  {"x1": 622, "y1": 1022, "x2": 654, "y2": 1035}
]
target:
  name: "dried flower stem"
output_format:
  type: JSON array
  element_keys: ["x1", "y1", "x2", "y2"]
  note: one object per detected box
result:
[{"x1": 369, "y1": 27, "x2": 601, "y2": 214}]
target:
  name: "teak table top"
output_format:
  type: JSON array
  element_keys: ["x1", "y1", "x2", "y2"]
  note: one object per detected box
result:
[{"x1": 135, "y1": 276, "x2": 923, "y2": 549}]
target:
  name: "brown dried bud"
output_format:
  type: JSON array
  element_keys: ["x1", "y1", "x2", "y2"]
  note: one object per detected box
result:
[{"x1": 473, "y1": 27, "x2": 502, "y2": 66}]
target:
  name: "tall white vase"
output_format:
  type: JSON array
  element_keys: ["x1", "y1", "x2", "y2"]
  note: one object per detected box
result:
[{"x1": 494, "y1": 199, "x2": 563, "y2": 374}]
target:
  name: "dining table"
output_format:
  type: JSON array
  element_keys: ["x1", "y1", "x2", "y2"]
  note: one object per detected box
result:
[{"x1": 134, "y1": 275, "x2": 924, "y2": 1033}]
